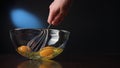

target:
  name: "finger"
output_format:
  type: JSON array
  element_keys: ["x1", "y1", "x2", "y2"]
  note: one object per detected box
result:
[
  {"x1": 47, "y1": 8, "x2": 59, "y2": 24},
  {"x1": 52, "y1": 11, "x2": 66, "y2": 25},
  {"x1": 52, "y1": 17, "x2": 64, "y2": 26}
]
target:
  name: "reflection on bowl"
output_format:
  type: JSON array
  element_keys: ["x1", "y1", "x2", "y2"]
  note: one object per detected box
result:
[
  {"x1": 10, "y1": 28, "x2": 70, "y2": 60},
  {"x1": 17, "y1": 60, "x2": 62, "y2": 68}
]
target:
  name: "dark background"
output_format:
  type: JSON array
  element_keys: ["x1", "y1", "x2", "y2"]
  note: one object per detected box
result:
[{"x1": 0, "y1": 0, "x2": 117, "y2": 56}]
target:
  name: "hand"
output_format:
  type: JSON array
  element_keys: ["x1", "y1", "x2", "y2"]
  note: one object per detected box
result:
[{"x1": 48, "y1": 0, "x2": 72, "y2": 25}]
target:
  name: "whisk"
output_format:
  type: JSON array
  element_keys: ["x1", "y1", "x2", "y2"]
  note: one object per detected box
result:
[{"x1": 27, "y1": 24, "x2": 51, "y2": 51}]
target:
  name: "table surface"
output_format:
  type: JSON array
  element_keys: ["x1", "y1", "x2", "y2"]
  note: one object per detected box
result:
[{"x1": 0, "y1": 54, "x2": 120, "y2": 68}]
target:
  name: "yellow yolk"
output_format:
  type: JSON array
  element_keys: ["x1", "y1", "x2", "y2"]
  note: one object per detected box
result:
[
  {"x1": 17, "y1": 45, "x2": 31, "y2": 53},
  {"x1": 39, "y1": 46, "x2": 54, "y2": 58}
]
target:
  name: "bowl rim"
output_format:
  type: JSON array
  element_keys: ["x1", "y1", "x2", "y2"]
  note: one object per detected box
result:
[{"x1": 10, "y1": 28, "x2": 70, "y2": 34}]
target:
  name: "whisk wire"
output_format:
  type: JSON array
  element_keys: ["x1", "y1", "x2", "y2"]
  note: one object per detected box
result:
[
  {"x1": 33, "y1": 30, "x2": 47, "y2": 51},
  {"x1": 27, "y1": 24, "x2": 52, "y2": 52},
  {"x1": 27, "y1": 30, "x2": 43, "y2": 47}
]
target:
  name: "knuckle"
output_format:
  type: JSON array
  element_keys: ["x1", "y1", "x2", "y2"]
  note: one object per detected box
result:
[
  {"x1": 51, "y1": 9, "x2": 58, "y2": 13},
  {"x1": 49, "y1": 5, "x2": 52, "y2": 9}
]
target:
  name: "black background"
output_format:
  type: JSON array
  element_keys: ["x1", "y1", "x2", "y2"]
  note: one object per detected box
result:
[{"x1": 0, "y1": 0, "x2": 117, "y2": 56}]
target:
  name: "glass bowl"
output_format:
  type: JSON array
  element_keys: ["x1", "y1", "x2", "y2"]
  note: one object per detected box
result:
[{"x1": 10, "y1": 28, "x2": 70, "y2": 60}]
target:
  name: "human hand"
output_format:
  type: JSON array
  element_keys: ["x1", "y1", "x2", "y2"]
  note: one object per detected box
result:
[{"x1": 48, "y1": 0, "x2": 72, "y2": 25}]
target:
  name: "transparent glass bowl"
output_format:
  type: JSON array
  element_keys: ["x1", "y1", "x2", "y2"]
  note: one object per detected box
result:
[{"x1": 10, "y1": 28, "x2": 70, "y2": 60}]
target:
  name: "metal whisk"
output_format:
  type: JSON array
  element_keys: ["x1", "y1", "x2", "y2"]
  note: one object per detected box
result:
[{"x1": 27, "y1": 24, "x2": 51, "y2": 51}]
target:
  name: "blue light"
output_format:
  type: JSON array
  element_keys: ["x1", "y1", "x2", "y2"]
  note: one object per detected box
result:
[{"x1": 10, "y1": 9, "x2": 45, "y2": 28}]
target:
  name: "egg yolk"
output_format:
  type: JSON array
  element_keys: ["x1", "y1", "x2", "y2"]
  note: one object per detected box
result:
[
  {"x1": 17, "y1": 45, "x2": 31, "y2": 53},
  {"x1": 39, "y1": 46, "x2": 54, "y2": 58}
]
